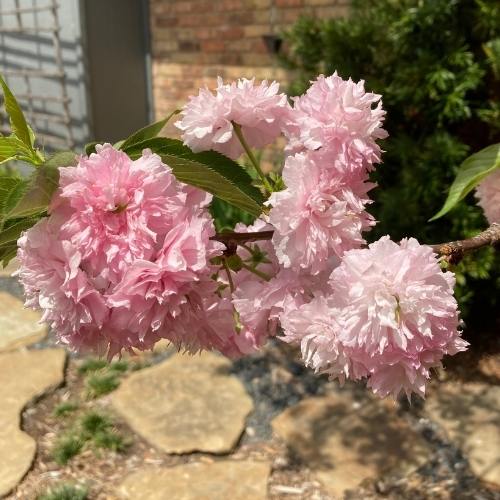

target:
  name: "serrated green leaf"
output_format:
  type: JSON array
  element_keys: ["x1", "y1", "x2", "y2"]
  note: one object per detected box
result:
[
  {"x1": 0, "y1": 135, "x2": 33, "y2": 164},
  {"x1": 7, "y1": 151, "x2": 76, "y2": 219},
  {"x1": 124, "y1": 138, "x2": 265, "y2": 217},
  {"x1": 0, "y1": 75, "x2": 33, "y2": 150},
  {"x1": 430, "y1": 143, "x2": 500, "y2": 221},
  {"x1": 0, "y1": 217, "x2": 37, "y2": 246},
  {"x1": 0, "y1": 176, "x2": 29, "y2": 228},
  {"x1": 119, "y1": 111, "x2": 180, "y2": 151}
]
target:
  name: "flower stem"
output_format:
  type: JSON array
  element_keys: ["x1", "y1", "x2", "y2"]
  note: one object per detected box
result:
[
  {"x1": 241, "y1": 262, "x2": 272, "y2": 282},
  {"x1": 222, "y1": 258, "x2": 235, "y2": 292},
  {"x1": 232, "y1": 121, "x2": 273, "y2": 193}
]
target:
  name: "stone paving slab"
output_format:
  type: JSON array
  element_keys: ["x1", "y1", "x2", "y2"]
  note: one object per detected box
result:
[
  {"x1": 0, "y1": 292, "x2": 47, "y2": 352},
  {"x1": 272, "y1": 390, "x2": 432, "y2": 498},
  {"x1": 112, "y1": 351, "x2": 253, "y2": 454},
  {"x1": 118, "y1": 460, "x2": 270, "y2": 500},
  {"x1": 425, "y1": 382, "x2": 500, "y2": 486},
  {"x1": 0, "y1": 349, "x2": 66, "y2": 497}
]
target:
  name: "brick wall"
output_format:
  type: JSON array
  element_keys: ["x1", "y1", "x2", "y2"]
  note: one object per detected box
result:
[{"x1": 149, "y1": 0, "x2": 349, "y2": 134}]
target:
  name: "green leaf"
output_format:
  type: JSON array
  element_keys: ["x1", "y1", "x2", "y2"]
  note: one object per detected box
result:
[
  {"x1": 0, "y1": 218, "x2": 37, "y2": 246},
  {"x1": 0, "y1": 135, "x2": 33, "y2": 164},
  {"x1": 85, "y1": 141, "x2": 100, "y2": 156},
  {"x1": 0, "y1": 175, "x2": 29, "y2": 227},
  {"x1": 7, "y1": 151, "x2": 76, "y2": 219},
  {"x1": 125, "y1": 138, "x2": 265, "y2": 217},
  {"x1": 119, "y1": 111, "x2": 180, "y2": 151},
  {"x1": 0, "y1": 75, "x2": 33, "y2": 150},
  {"x1": 430, "y1": 143, "x2": 500, "y2": 221},
  {"x1": 0, "y1": 243, "x2": 17, "y2": 268}
]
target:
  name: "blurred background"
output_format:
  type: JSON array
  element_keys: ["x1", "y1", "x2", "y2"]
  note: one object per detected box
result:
[{"x1": 0, "y1": 1, "x2": 499, "y2": 499}]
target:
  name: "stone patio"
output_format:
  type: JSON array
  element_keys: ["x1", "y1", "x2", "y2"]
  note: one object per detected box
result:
[{"x1": 0, "y1": 279, "x2": 499, "y2": 499}]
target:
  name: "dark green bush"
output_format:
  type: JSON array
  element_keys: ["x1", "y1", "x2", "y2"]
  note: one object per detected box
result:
[{"x1": 283, "y1": 0, "x2": 500, "y2": 324}]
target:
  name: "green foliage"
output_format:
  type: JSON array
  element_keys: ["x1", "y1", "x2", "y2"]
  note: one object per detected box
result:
[
  {"x1": 53, "y1": 401, "x2": 79, "y2": 418},
  {"x1": 123, "y1": 138, "x2": 265, "y2": 217},
  {"x1": 432, "y1": 143, "x2": 500, "y2": 219},
  {"x1": 52, "y1": 433, "x2": 84, "y2": 465},
  {"x1": 0, "y1": 74, "x2": 43, "y2": 165},
  {"x1": 284, "y1": 0, "x2": 500, "y2": 324},
  {"x1": 80, "y1": 411, "x2": 113, "y2": 436},
  {"x1": 119, "y1": 111, "x2": 180, "y2": 151},
  {"x1": 109, "y1": 359, "x2": 129, "y2": 373},
  {"x1": 85, "y1": 372, "x2": 120, "y2": 399},
  {"x1": 37, "y1": 483, "x2": 88, "y2": 500},
  {"x1": 0, "y1": 157, "x2": 67, "y2": 265},
  {"x1": 77, "y1": 358, "x2": 108, "y2": 375},
  {"x1": 210, "y1": 197, "x2": 255, "y2": 231},
  {"x1": 52, "y1": 410, "x2": 130, "y2": 465},
  {"x1": 92, "y1": 428, "x2": 130, "y2": 452},
  {"x1": 79, "y1": 411, "x2": 130, "y2": 452}
]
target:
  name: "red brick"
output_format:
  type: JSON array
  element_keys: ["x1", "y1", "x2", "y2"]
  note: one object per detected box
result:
[
  {"x1": 149, "y1": 0, "x2": 346, "y2": 119},
  {"x1": 276, "y1": 0, "x2": 302, "y2": 7},
  {"x1": 201, "y1": 40, "x2": 226, "y2": 53}
]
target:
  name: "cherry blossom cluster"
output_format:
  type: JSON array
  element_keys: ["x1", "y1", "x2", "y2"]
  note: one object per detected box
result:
[{"x1": 16, "y1": 73, "x2": 468, "y2": 399}]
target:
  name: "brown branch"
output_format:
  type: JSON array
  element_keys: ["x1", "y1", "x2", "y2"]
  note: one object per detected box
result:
[
  {"x1": 430, "y1": 223, "x2": 500, "y2": 264},
  {"x1": 212, "y1": 224, "x2": 500, "y2": 263},
  {"x1": 211, "y1": 230, "x2": 274, "y2": 244}
]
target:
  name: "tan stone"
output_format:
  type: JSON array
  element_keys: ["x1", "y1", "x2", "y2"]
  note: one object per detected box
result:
[
  {"x1": 426, "y1": 382, "x2": 500, "y2": 485},
  {"x1": 0, "y1": 349, "x2": 66, "y2": 496},
  {"x1": 112, "y1": 352, "x2": 253, "y2": 454},
  {"x1": 118, "y1": 460, "x2": 270, "y2": 500},
  {"x1": 0, "y1": 292, "x2": 47, "y2": 352},
  {"x1": 272, "y1": 391, "x2": 431, "y2": 497}
]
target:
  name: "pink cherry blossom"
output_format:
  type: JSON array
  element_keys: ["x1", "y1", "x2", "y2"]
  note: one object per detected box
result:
[
  {"x1": 175, "y1": 77, "x2": 291, "y2": 159},
  {"x1": 17, "y1": 144, "x2": 221, "y2": 357},
  {"x1": 280, "y1": 295, "x2": 367, "y2": 383},
  {"x1": 475, "y1": 168, "x2": 500, "y2": 224},
  {"x1": 268, "y1": 151, "x2": 375, "y2": 273},
  {"x1": 284, "y1": 72, "x2": 387, "y2": 169},
  {"x1": 15, "y1": 215, "x2": 109, "y2": 355},
  {"x1": 281, "y1": 237, "x2": 467, "y2": 398}
]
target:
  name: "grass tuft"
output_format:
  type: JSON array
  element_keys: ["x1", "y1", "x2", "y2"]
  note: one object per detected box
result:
[
  {"x1": 80, "y1": 411, "x2": 112, "y2": 436},
  {"x1": 109, "y1": 359, "x2": 129, "y2": 373},
  {"x1": 77, "y1": 358, "x2": 107, "y2": 375},
  {"x1": 52, "y1": 434, "x2": 84, "y2": 465},
  {"x1": 85, "y1": 372, "x2": 120, "y2": 399},
  {"x1": 37, "y1": 483, "x2": 88, "y2": 500},
  {"x1": 53, "y1": 401, "x2": 78, "y2": 418},
  {"x1": 93, "y1": 429, "x2": 130, "y2": 452}
]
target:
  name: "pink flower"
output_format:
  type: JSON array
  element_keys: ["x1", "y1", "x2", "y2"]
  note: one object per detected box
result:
[
  {"x1": 268, "y1": 151, "x2": 375, "y2": 273},
  {"x1": 285, "y1": 72, "x2": 387, "y2": 169},
  {"x1": 281, "y1": 237, "x2": 467, "y2": 398},
  {"x1": 106, "y1": 214, "x2": 222, "y2": 354},
  {"x1": 15, "y1": 215, "x2": 110, "y2": 354},
  {"x1": 476, "y1": 168, "x2": 500, "y2": 224},
  {"x1": 280, "y1": 295, "x2": 367, "y2": 383},
  {"x1": 175, "y1": 77, "x2": 291, "y2": 159},
  {"x1": 54, "y1": 144, "x2": 210, "y2": 285},
  {"x1": 17, "y1": 144, "x2": 221, "y2": 357}
]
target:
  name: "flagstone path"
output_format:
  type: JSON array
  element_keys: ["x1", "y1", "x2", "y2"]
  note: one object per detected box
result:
[
  {"x1": 111, "y1": 352, "x2": 254, "y2": 454},
  {"x1": 272, "y1": 391, "x2": 431, "y2": 497},
  {"x1": 0, "y1": 276, "x2": 499, "y2": 499},
  {"x1": 0, "y1": 349, "x2": 66, "y2": 497},
  {"x1": 119, "y1": 460, "x2": 271, "y2": 500},
  {"x1": 0, "y1": 292, "x2": 47, "y2": 352}
]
